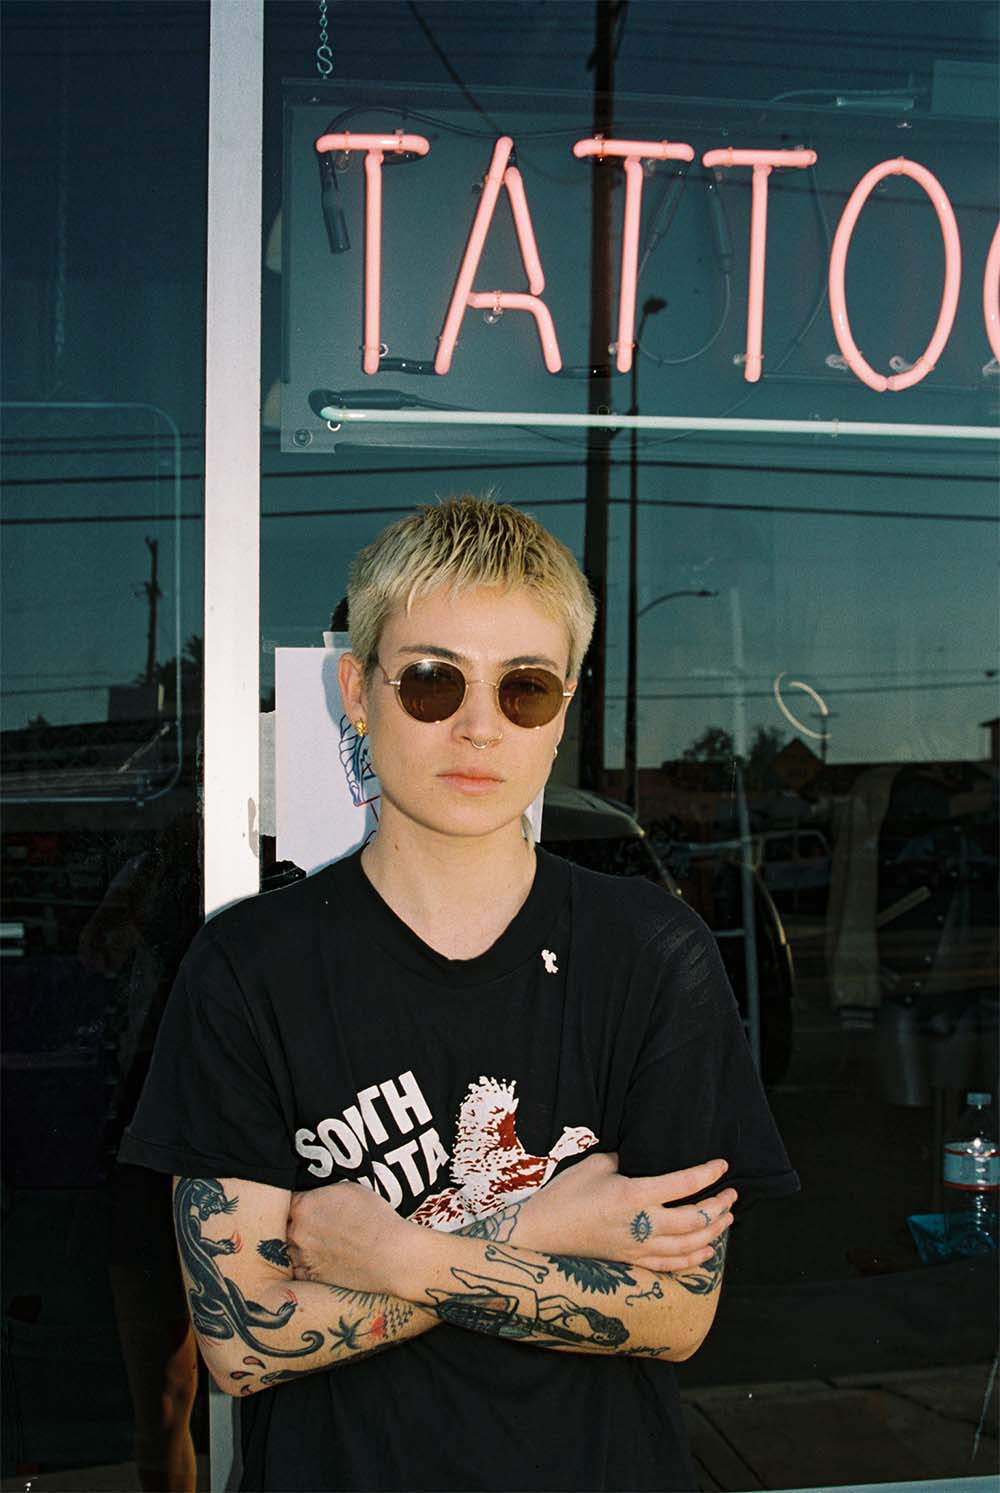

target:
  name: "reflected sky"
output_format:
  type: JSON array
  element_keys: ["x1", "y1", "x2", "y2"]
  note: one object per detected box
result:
[{"x1": 1, "y1": 0, "x2": 997, "y2": 768}]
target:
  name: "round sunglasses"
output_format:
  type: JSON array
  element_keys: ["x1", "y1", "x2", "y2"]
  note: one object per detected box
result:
[{"x1": 380, "y1": 659, "x2": 573, "y2": 728}]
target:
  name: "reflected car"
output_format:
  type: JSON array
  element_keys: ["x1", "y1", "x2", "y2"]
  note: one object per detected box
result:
[
  {"x1": 752, "y1": 828, "x2": 832, "y2": 910},
  {"x1": 540, "y1": 784, "x2": 795, "y2": 1086}
]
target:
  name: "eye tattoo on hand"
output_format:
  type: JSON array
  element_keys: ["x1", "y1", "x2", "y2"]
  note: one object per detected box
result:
[{"x1": 629, "y1": 1210, "x2": 653, "y2": 1244}]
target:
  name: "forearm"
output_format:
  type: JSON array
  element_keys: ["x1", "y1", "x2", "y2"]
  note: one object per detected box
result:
[
  {"x1": 172, "y1": 1175, "x2": 436, "y2": 1398},
  {"x1": 385, "y1": 1225, "x2": 728, "y2": 1361},
  {"x1": 193, "y1": 1274, "x2": 437, "y2": 1396}
]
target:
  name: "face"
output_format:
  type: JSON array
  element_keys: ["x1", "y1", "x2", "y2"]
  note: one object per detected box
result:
[{"x1": 339, "y1": 585, "x2": 574, "y2": 848}]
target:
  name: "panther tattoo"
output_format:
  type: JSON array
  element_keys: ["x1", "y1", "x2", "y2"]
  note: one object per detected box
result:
[{"x1": 174, "y1": 1178, "x2": 323, "y2": 1358}]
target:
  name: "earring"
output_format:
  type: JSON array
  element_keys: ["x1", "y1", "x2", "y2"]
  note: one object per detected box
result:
[{"x1": 354, "y1": 718, "x2": 367, "y2": 737}]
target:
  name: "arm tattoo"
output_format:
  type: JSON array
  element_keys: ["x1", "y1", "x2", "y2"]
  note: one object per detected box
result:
[
  {"x1": 629, "y1": 1210, "x2": 653, "y2": 1243},
  {"x1": 174, "y1": 1178, "x2": 323, "y2": 1359},
  {"x1": 427, "y1": 1265, "x2": 629, "y2": 1350},
  {"x1": 670, "y1": 1227, "x2": 729, "y2": 1295},
  {"x1": 325, "y1": 1284, "x2": 416, "y2": 1337},
  {"x1": 625, "y1": 1280, "x2": 663, "y2": 1306},
  {"x1": 258, "y1": 1238, "x2": 291, "y2": 1268},
  {"x1": 483, "y1": 1242, "x2": 548, "y2": 1282},
  {"x1": 547, "y1": 1255, "x2": 637, "y2": 1296},
  {"x1": 455, "y1": 1201, "x2": 522, "y2": 1243}
]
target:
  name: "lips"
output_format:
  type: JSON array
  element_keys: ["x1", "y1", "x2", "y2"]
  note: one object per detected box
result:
[
  {"x1": 438, "y1": 768, "x2": 504, "y2": 782},
  {"x1": 437, "y1": 767, "x2": 505, "y2": 792}
]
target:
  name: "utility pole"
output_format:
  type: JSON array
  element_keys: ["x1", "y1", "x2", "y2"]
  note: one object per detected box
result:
[
  {"x1": 142, "y1": 536, "x2": 161, "y2": 688},
  {"x1": 624, "y1": 296, "x2": 665, "y2": 817},
  {"x1": 578, "y1": 0, "x2": 622, "y2": 792}
]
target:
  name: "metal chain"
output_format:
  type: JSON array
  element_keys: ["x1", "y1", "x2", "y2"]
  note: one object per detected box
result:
[{"x1": 316, "y1": 0, "x2": 333, "y2": 77}]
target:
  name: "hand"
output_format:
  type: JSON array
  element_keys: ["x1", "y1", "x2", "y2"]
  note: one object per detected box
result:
[
  {"x1": 286, "y1": 1181, "x2": 410, "y2": 1293},
  {"x1": 511, "y1": 1153, "x2": 736, "y2": 1273}
]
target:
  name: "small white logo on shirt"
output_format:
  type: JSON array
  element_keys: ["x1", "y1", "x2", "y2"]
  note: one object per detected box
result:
[{"x1": 541, "y1": 949, "x2": 559, "y2": 975}]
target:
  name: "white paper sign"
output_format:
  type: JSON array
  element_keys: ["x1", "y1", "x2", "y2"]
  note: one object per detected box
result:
[
  {"x1": 274, "y1": 647, "x2": 543, "y2": 875},
  {"x1": 275, "y1": 647, "x2": 380, "y2": 875}
]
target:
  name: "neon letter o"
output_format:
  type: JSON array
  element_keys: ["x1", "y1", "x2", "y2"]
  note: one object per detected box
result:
[
  {"x1": 828, "y1": 157, "x2": 961, "y2": 392},
  {"x1": 984, "y1": 221, "x2": 1000, "y2": 363}
]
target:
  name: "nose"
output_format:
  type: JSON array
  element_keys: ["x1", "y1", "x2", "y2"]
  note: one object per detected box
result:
[{"x1": 452, "y1": 678, "x2": 505, "y2": 747}]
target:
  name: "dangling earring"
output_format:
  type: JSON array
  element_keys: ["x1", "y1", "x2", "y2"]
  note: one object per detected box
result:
[{"x1": 354, "y1": 718, "x2": 367, "y2": 737}]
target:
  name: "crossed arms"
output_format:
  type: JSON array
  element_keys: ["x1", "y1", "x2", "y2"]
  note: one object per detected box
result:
[{"x1": 172, "y1": 1153, "x2": 734, "y2": 1397}]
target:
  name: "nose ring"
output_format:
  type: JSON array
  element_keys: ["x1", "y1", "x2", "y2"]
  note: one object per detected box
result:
[{"x1": 470, "y1": 734, "x2": 502, "y2": 750}]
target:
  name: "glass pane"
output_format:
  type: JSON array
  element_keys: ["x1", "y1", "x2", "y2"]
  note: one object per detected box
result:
[{"x1": 1, "y1": 4, "x2": 209, "y2": 1488}]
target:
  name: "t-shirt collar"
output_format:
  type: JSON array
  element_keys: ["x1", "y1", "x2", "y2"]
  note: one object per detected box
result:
[{"x1": 325, "y1": 844, "x2": 569, "y2": 988}]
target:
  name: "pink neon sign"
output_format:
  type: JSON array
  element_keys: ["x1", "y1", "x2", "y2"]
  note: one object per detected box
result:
[
  {"x1": 315, "y1": 127, "x2": 994, "y2": 390},
  {"x1": 984, "y1": 221, "x2": 1000, "y2": 365},
  {"x1": 314, "y1": 131, "x2": 430, "y2": 374},
  {"x1": 572, "y1": 138, "x2": 696, "y2": 373},
  {"x1": 435, "y1": 136, "x2": 561, "y2": 374},
  {"x1": 701, "y1": 149, "x2": 817, "y2": 383},
  {"x1": 828, "y1": 158, "x2": 962, "y2": 392}
]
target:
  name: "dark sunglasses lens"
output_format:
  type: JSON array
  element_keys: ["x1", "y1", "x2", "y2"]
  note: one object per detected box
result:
[
  {"x1": 398, "y1": 661, "x2": 466, "y2": 721},
  {"x1": 498, "y1": 668, "x2": 564, "y2": 727}
]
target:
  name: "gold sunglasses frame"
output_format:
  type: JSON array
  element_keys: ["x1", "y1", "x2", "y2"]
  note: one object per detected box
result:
[{"x1": 379, "y1": 660, "x2": 574, "y2": 728}]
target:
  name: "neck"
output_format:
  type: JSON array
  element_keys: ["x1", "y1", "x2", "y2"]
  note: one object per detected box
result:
[{"x1": 360, "y1": 812, "x2": 537, "y2": 960}]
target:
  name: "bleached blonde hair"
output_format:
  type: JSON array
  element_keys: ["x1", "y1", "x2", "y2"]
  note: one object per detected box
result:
[{"x1": 347, "y1": 495, "x2": 596, "y2": 680}]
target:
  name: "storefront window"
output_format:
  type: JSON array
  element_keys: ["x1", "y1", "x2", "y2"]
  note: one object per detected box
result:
[
  {"x1": 2, "y1": 3, "x2": 210, "y2": 1487},
  {"x1": 259, "y1": 3, "x2": 998, "y2": 1489},
  {"x1": 3, "y1": 3, "x2": 995, "y2": 1490}
]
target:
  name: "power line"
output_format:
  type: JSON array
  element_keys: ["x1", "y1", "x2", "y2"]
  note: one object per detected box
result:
[
  {"x1": 607, "y1": 679, "x2": 997, "y2": 702},
  {"x1": 3, "y1": 492, "x2": 996, "y2": 527},
  {"x1": 6, "y1": 677, "x2": 994, "y2": 704},
  {"x1": 405, "y1": 2, "x2": 505, "y2": 136}
]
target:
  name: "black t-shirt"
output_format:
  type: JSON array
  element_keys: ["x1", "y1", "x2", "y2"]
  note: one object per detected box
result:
[{"x1": 121, "y1": 847, "x2": 798, "y2": 1493}]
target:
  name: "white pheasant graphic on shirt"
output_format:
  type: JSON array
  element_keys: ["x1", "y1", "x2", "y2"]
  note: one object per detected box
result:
[{"x1": 410, "y1": 1075, "x2": 598, "y2": 1231}]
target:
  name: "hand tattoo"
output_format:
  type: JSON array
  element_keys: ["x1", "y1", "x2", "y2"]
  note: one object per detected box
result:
[{"x1": 629, "y1": 1210, "x2": 653, "y2": 1243}]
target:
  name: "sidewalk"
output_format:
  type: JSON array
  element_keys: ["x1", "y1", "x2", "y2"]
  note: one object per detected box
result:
[
  {"x1": 682, "y1": 1363, "x2": 998, "y2": 1491},
  {"x1": 1, "y1": 1365, "x2": 994, "y2": 1493}
]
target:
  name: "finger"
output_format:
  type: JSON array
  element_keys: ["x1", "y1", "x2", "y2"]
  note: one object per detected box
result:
[
  {"x1": 645, "y1": 1246, "x2": 723, "y2": 1273},
  {"x1": 638, "y1": 1159, "x2": 729, "y2": 1207},
  {"x1": 653, "y1": 1190, "x2": 738, "y2": 1235},
  {"x1": 649, "y1": 1227, "x2": 731, "y2": 1270},
  {"x1": 654, "y1": 1210, "x2": 733, "y2": 1253}
]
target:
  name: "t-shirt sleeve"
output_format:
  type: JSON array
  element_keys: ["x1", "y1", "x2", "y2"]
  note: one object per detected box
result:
[
  {"x1": 615, "y1": 904, "x2": 799, "y2": 1208},
  {"x1": 118, "y1": 923, "x2": 297, "y2": 1190}
]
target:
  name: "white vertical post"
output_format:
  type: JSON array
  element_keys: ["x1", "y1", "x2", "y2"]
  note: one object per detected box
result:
[
  {"x1": 204, "y1": 0, "x2": 263, "y2": 918},
  {"x1": 204, "y1": 1, "x2": 263, "y2": 1487}
]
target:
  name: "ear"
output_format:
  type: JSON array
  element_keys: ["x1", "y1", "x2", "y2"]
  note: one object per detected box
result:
[
  {"x1": 337, "y1": 651, "x2": 368, "y2": 726},
  {"x1": 553, "y1": 679, "x2": 577, "y2": 750}
]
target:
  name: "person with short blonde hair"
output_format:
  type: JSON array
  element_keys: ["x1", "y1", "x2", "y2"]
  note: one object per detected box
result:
[
  {"x1": 123, "y1": 494, "x2": 796, "y2": 1492},
  {"x1": 347, "y1": 495, "x2": 596, "y2": 680}
]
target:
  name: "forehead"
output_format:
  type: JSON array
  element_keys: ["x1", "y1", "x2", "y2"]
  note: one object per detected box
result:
[{"x1": 380, "y1": 583, "x2": 570, "y2": 670}]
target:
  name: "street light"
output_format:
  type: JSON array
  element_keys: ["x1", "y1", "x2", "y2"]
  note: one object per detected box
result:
[
  {"x1": 624, "y1": 587, "x2": 718, "y2": 815},
  {"x1": 624, "y1": 297, "x2": 664, "y2": 818}
]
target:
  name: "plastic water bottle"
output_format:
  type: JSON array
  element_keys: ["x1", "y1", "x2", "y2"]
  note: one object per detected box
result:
[{"x1": 943, "y1": 1092, "x2": 999, "y2": 1253}]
